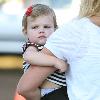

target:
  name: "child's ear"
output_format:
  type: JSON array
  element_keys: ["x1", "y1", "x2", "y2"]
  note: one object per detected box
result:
[
  {"x1": 54, "y1": 25, "x2": 58, "y2": 30},
  {"x1": 54, "y1": 26, "x2": 58, "y2": 31}
]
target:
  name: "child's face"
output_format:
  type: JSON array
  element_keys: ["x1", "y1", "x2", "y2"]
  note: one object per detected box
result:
[{"x1": 26, "y1": 15, "x2": 55, "y2": 45}]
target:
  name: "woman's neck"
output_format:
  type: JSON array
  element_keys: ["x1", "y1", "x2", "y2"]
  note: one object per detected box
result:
[{"x1": 90, "y1": 16, "x2": 100, "y2": 27}]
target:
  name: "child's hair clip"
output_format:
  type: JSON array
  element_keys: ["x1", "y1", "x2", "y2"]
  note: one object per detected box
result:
[{"x1": 25, "y1": 6, "x2": 33, "y2": 16}]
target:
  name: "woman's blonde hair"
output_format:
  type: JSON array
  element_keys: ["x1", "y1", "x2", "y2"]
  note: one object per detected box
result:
[
  {"x1": 79, "y1": 0, "x2": 100, "y2": 18},
  {"x1": 22, "y1": 4, "x2": 58, "y2": 34}
]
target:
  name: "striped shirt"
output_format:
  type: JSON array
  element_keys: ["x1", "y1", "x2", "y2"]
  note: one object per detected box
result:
[{"x1": 23, "y1": 42, "x2": 66, "y2": 86}]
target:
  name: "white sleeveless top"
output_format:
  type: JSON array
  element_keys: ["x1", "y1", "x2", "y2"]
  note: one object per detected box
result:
[{"x1": 45, "y1": 17, "x2": 100, "y2": 100}]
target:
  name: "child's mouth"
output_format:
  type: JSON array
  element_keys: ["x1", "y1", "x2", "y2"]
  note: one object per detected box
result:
[{"x1": 38, "y1": 36, "x2": 46, "y2": 39}]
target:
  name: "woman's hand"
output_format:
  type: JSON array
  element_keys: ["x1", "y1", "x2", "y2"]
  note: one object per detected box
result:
[{"x1": 23, "y1": 46, "x2": 38, "y2": 61}]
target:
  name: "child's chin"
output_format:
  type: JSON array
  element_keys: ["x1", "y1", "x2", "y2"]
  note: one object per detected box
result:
[{"x1": 38, "y1": 41, "x2": 46, "y2": 45}]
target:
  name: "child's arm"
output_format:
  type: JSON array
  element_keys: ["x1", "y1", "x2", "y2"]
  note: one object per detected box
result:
[
  {"x1": 17, "y1": 48, "x2": 57, "y2": 97},
  {"x1": 23, "y1": 46, "x2": 67, "y2": 72}
]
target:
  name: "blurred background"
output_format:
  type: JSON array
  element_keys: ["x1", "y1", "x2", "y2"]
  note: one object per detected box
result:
[{"x1": 0, "y1": 0, "x2": 80, "y2": 100}]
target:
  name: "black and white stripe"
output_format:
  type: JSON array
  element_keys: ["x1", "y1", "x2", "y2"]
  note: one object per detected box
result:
[{"x1": 47, "y1": 71, "x2": 66, "y2": 86}]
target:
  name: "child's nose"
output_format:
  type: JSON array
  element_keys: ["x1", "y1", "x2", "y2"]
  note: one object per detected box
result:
[
  {"x1": 39, "y1": 31, "x2": 45, "y2": 33},
  {"x1": 39, "y1": 27, "x2": 45, "y2": 34}
]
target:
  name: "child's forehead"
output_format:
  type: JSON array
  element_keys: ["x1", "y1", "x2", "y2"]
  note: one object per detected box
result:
[{"x1": 27, "y1": 14, "x2": 53, "y2": 22}]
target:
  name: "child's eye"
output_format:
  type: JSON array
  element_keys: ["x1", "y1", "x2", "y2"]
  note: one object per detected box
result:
[
  {"x1": 44, "y1": 26, "x2": 51, "y2": 28},
  {"x1": 32, "y1": 26, "x2": 38, "y2": 29}
]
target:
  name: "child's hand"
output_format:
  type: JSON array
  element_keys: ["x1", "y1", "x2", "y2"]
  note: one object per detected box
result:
[{"x1": 55, "y1": 59, "x2": 67, "y2": 72}]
